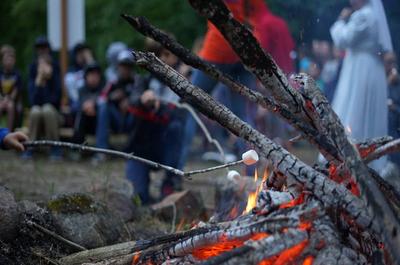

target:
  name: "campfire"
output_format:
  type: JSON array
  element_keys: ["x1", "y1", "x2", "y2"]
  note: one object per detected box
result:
[{"x1": 5, "y1": 0, "x2": 400, "y2": 264}]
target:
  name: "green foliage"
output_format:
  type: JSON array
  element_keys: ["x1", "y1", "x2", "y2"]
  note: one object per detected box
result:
[
  {"x1": 85, "y1": 0, "x2": 204, "y2": 67},
  {"x1": 0, "y1": 0, "x2": 46, "y2": 75}
]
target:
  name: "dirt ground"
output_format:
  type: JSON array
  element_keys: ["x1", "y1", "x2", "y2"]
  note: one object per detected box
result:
[{"x1": 0, "y1": 140, "x2": 318, "y2": 209}]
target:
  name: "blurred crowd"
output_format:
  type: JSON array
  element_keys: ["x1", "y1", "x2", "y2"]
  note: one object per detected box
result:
[{"x1": 1, "y1": 0, "x2": 399, "y2": 203}]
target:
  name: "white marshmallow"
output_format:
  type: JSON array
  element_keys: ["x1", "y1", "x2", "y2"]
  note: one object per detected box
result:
[
  {"x1": 242, "y1": 150, "x2": 259, "y2": 165},
  {"x1": 227, "y1": 170, "x2": 241, "y2": 181}
]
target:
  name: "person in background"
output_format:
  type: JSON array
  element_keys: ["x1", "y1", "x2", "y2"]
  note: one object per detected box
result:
[
  {"x1": 307, "y1": 60, "x2": 325, "y2": 92},
  {"x1": 320, "y1": 45, "x2": 344, "y2": 103},
  {"x1": 105, "y1": 42, "x2": 127, "y2": 83},
  {"x1": 72, "y1": 63, "x2": 103, "y2": 147},
  {"x1": 123, "y1": 40, "x2": 185, "y2": 202},
  {"x1": 0, "y1": 45, "x2": 22, "y2": 130},
  {"x1": 95, "y1": 50, "x2": 136, "y2": 155},
  {"x1": 297, "y1": 45, "x2": 312, "y2": 73},
  {"x1": 384, "y1": 52, "x2": 400, "y2": 167},
  {"x1": 143, "y1": 38, "x2": 186, "y2": 191},
  {"x1": 330, "y1": 0, "x2": 393, "y2": 172},
  {"x1": 0, "y1": 128, "x2": 28, "y2": 152},
  {"x1": 64, "y1": 43, "x2": 94, "y2": 115},
  {"x1": 251, "y1": 0, "x2": 295, "y2": 74},
  {"x1": 25, "y1": 37, "x2": 62, "y2": 160}
]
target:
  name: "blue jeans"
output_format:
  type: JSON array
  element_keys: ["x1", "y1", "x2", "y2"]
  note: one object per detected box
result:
[
  {"x1": 181, "y1": 62, "x2": 256, "y2": 167},
  {"x1": 96, "y1": 101, "x2": 133, "y2": 149},
  {"x1": 125, "y1": 118, "x2": 184, "y2": 203}
]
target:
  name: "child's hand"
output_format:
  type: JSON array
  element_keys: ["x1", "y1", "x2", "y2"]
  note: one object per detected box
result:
[{"x1": 3, "y1": 132, "x2": 29, "y2": 152}]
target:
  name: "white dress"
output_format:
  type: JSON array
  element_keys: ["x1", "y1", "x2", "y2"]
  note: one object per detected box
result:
[{"x1": 330, "y1": 4, "x2": 388, "y2": 171}]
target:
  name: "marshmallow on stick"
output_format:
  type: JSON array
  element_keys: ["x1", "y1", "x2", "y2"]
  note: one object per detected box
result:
[{"x1": 242, "y1": 149, "x2": 259, "y2": 165}]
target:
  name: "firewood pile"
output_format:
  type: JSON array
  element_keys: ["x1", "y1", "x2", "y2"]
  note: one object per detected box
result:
[{"x1": 4, "y1": 0, "x2": 400, "y2": 264}]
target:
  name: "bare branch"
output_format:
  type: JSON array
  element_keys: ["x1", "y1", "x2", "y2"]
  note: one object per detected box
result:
[
  {"x1": 364, "y1": 138, "x2": 400, "y2": 163},
  {"x1": 27, "y1": 220, "x2": 86, "y2": 252}
]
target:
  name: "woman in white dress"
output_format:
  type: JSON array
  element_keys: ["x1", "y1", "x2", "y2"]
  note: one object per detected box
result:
[{"x1": 330, "y1": 0, "x2": 393, "y2": 171}]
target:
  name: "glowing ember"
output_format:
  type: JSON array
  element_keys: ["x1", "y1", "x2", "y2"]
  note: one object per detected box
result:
[
  {"x1": 132, "y1": 253, "x2": 140, "y2": 265},
  {"x1": 302, "y1": 256, "x2": 314, "y2": 265},
  {"x1": 259, "y1": 240, "x2": 309, "y2": 265},
  {"x1": 279, "y1": 193, "x2": 305, "y2": 209},
  {"x1": 192, "y1": 233, "x2": 269, "y2": 260},
  {"x1": 358, "y1": 144, "x2": 377, "y2": 158}
]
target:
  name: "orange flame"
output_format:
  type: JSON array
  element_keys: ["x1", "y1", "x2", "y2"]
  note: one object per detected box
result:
[
  {"x1": 244, "y1": 169, "x2": 270, "y2": 214},
  {"x1": 244, "y1": 169, "x2": 259, "y2": 214}
]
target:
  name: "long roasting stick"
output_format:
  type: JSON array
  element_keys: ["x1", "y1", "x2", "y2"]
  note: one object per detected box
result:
[{"x1": 23, "y1": 141, "x2": 253, "y2": 177}]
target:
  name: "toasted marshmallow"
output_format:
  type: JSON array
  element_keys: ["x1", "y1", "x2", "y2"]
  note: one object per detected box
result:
[{"x1": 242, "y1": 150, "x2": 259, "y2": 165}]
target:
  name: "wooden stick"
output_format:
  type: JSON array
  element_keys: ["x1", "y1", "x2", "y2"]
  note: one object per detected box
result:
[
  {"x1": 27, "y1": 220, "x2": 87, "y2": 252},
  {"x1": 24, "y1": 141, "x2": 244, "y2": 178},
  {"x1": 364, "y1": 138, "x2": 400, "y2": 163}
]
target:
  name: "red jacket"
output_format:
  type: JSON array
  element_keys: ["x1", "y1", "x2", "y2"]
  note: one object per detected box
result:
[
  {"x1": 251, "y1": 0, "x2": 295, "y2": 73},
  {"x1": 198, "y1": 0, "x2": 247, "y2": 64}
]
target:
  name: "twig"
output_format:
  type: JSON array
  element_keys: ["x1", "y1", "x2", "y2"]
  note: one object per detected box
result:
[
  {"x1": 364, "y1": 138, "x2": 400, "y2": 163},
  {"x1": 23, "y1": 141, "x2": 244, "y2": 177},
  {"x1": 27, "y1": 220, "x2": 87, "y2": 251}
]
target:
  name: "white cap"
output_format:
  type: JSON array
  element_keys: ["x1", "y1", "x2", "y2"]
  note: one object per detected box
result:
[
  {"x1": 117, "y1": 50, "x2": 134, "y2": 65},
  {"x1": 242, "y1": 150, "x2": 259, "y2": 165}
]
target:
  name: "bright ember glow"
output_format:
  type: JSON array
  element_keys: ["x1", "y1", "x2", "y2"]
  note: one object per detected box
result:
[
  {"x1": 259, "y1": 240, "x2": 309, "y2": 265},
  {"x1": 192, "y1": 233, "x2": 269, "y2": 260}
]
